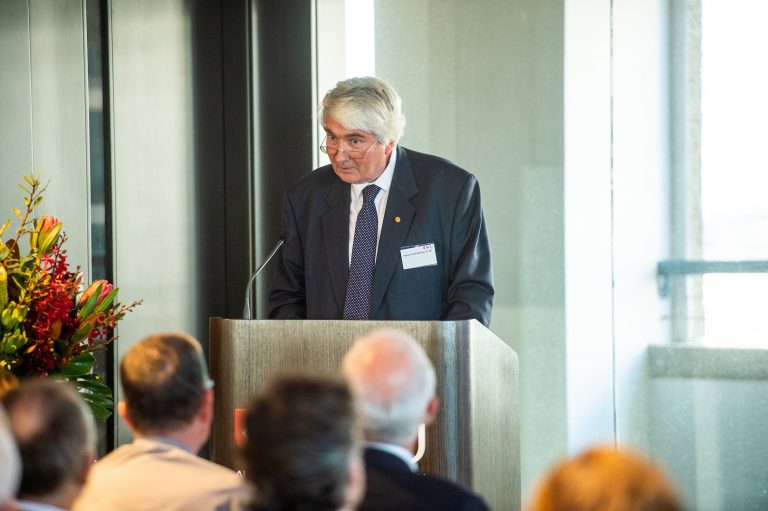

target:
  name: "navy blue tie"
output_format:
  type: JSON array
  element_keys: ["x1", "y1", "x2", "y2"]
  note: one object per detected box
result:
[{"x1": 343, "y1": 185, "x2": 381, "y2": 319}]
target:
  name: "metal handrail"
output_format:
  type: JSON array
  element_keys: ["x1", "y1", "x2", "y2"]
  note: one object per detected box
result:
[{"x1": 657, "y1": 259, "x2": 768, "y2": 296}]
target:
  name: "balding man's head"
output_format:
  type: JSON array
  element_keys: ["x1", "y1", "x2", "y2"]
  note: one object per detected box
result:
[{"x1": 342, "y1": 329, "x2": 436, "y2": 445}]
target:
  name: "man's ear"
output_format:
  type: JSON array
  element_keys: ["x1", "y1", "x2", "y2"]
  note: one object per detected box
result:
[
  {"x1": 117, "y1": 401, "x2": 131, "y2": 427},
  {"x1": 198, "y1": 388, "x2": 214, "y2": 424},
  {"x1": 425, "y1": 395, "x2": 439, "y2": 426}
]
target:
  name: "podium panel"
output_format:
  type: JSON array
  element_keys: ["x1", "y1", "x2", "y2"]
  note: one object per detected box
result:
[{"x1": 209, "y1": 318, "x2": 519, "y2": 511}]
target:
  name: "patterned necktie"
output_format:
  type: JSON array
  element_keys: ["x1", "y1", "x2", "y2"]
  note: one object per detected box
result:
[{"x1": 343, "y1": 184, "x2": 381, "y2": 319}]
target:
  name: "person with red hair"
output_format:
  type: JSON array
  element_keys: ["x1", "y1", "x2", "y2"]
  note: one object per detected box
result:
[{"x1": 526, "y1": 446, "x2": 684, "y2": 511}]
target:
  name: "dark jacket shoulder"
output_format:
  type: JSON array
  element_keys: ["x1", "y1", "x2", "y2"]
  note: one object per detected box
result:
[{"x1": 361, "y1": 448, "x2": 490, "y2": 511}]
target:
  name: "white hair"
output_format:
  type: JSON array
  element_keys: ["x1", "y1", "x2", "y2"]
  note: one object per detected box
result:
[
  {"x1": 0, "y1": 405, "x2": 21, "y2": 506},
  {"x1": 320, "y1": 77, "x2": 407, "y2": 143},
  {"x1": 342, "y1": 329, "x2": 435, "y2": 445}
]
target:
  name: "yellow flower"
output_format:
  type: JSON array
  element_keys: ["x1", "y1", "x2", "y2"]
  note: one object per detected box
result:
[{"x1": 31, "y1": 215, "x2": 63, "y2": 255}]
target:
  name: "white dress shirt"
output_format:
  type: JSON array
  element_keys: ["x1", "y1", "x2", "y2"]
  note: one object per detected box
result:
[{"x1": 348, "y1": 147, "x2": 398, "y2": 264}]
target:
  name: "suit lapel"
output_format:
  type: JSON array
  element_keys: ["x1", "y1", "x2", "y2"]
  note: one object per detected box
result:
[
  {"x1": 323, "y1": 182, "x2": 351, "y2": 314},
  {"x1": 371, "y1": 147, "x2": 418, "y2": 315}
]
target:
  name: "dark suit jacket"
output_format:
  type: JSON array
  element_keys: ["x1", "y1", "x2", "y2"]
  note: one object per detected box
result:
[
  {"x1": 359, "y1": 447, "x2": 490, "y2": 511},
  {"x1": 267, "y1": 146, "x2": 493, "y2": 326}
]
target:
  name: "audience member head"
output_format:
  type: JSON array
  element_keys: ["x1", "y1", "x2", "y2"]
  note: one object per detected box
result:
[
  {"x1": 242, "y1": 374, "x2": 364, "y2": 511},
  {"x1": 320, "y1": 76, "x2": 406, "y2": 144},
  {"x1": 526, "y1": 445, "x2": 684, "y2": 511},
  {"x1": 2, "y1": 378, "x2": 96, "y2": 510},
  {"x1": 0, "y1": 404, "x2": 21, "y2": 511},
  {"x1": 342, "y1": 329, "x2": 437, "y2": 448},
  {"x1": 119, "y1": 332, "x2": 214, "y2": 451}
]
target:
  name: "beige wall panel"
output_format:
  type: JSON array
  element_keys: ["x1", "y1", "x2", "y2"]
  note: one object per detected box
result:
[
  {"x1": 29, "y1": 0, "x2": 90, "y2": 269},
  {"x1": 110, "y1": 0, "x2": 198, "y2": 444},
  {"x1": 374, "y1": 0, "x2": 565, "y2": 500},
  {"x1": 0, "y1": 0, "x2": 34, "y2": 198},
  {"x1": 0, "y1": 0, "x2": 90, "y2": 272}
]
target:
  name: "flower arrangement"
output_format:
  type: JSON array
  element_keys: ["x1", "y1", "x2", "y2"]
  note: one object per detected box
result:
[{"x1": 0, "y1": 174, "x2": 140, "y2": 419}]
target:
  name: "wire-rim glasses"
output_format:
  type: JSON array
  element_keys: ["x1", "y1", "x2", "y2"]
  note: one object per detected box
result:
[{"x1": 320, "y1": 137, "x2": 377, "y2": 160}]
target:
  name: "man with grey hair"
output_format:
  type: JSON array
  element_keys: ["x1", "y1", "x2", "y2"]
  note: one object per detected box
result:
[
  {"x1": 0, "y1": 404, "x2": 21, "y2": 511},
  {"x1": 268, "y1": 76, "x2": 493, "y2": 326},
  {"x1": 2, "y1": 379, "x2": 96, "y2": 511},
  {"x1": 73, "y1": 332, "x2": 248, "y2": 511},
  {"x1": 342, "y1": 329, "x2": 489, "y2": 511}
]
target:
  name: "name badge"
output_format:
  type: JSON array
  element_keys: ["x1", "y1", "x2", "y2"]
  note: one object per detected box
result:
[{"x1": 400, "y1": 243, "x2": 438, "y2": 270}]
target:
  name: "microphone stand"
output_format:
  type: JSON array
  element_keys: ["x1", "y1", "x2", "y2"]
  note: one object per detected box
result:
[{"x1": 242, "y1": 239, "x2": 284, "y2": 319}]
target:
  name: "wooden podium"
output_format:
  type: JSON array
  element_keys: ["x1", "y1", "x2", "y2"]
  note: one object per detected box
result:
[{"x1": 209, "y1": 319, "x2": 520, "y2": 511}]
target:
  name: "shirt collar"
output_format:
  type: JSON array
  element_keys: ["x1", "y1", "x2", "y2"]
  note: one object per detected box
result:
[
  {"x1": 351, "y1": 145, "x2": 398, "y2": 199},
  {"x1": 140, "y1": 435, "x2": 193, "y2": 454},
  {"x1": 15, "y1": 501, "x2": 67, "y2": 511},
  {"x1": 365, "y1": 440, "x2": 418, "y2": 472}
]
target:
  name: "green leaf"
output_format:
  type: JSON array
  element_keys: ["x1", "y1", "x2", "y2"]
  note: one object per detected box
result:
[
  {"x1": 93, "y1": 287, "x2": 119, "y2": 314},
  {"x1": 79, "y1": 390, "x2": 114, "y2": 421},
  {"x1": 23, "y1": 174, "x2": 35, "y2": 187},
  {"x1": 70, "y1": 318, "x2": 95, "y2": 343},
  {"x1": 77, "y1": 283, "x2": 103, "y2": 319},
  {"x1": 62, "y1": 352, "x2": 95, "y2": 377},
  {"x1": 35, "y1": 222, "x2": 62, "y2": 255},
  {"x1": 65, "y1": 366, "x2": 116, "y2": 421},
  {"x1": 75, "y1": 378, "x2": 113, "y2": 397},
  {"x1": 80, "y1": 392, "x2": 114, "y2": 407},
  {"x1": 0, "y1": 266, "x2": 7, "y2": 309},
  {"x1": 86, "y1": 402, "x2": 113, "y2": 422},
  {"x1": 0, "y1": 219, "x2": 11, "y2": 238}
]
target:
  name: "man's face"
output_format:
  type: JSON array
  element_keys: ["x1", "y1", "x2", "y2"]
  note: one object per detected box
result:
[{"x1": 323, "y1": 117, "x2": 394, "y2": 185}]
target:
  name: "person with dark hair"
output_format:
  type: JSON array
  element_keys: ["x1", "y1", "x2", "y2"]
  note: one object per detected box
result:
[
  {"x1": 2, "y1": 378, "x2": 96, "y2": 511},
  {"x1": 73, "y1": 332, "x2": 248, "y2": 511},
  {"x1": 242, "y1": 374, "x2": 365, "y2": 511},
  {"x1": 0, "y1": 404, "x2": 21, "y2": 511},
  {"x1": 342, "y1": 329, "x2": 489, "y2": 511},
  {"x1": 526, "y1": 445, "x2": 684, "y2": 511},
  {"x1": 268, "y1": 76, "x2": 494, "y2": 326}
]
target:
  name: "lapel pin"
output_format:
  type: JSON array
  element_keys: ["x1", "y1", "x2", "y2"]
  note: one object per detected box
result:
[{"x1": 395, "y1": 216, "x2": 401, "y2": 223}]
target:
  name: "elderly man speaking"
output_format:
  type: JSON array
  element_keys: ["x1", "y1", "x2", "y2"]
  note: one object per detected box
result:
[{"x1": 268, "y1": 76, "x2": 493, "y2": 326}]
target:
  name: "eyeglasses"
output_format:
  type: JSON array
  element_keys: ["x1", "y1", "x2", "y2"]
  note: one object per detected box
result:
[{"x1": 320, "y1": 137, "x2": 377, "y2": 160}]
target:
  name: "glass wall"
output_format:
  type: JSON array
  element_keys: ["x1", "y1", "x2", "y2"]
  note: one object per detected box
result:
[{"x1": 317, "y1": 1, "x2": 768, "y2": 509}]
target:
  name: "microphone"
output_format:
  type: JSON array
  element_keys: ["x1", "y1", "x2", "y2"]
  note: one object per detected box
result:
[{"x1": 242, "y1": 238, "x2": 284, "y2": 319}]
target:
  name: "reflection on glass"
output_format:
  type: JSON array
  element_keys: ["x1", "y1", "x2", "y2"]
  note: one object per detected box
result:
[
  {"x1": 86, "y1": 0, "x2": 113, "y2": 455},
  {"x1": 87, "y1": 0, "x2": 109, "y2": 283}
]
